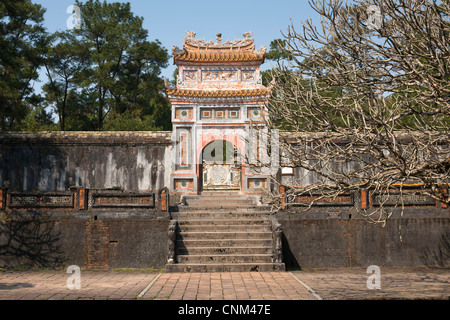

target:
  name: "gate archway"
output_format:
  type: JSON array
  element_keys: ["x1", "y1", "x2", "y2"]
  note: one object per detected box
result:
[{"x1": 200, "y1": 140, "x2": 242, "y2": 191}]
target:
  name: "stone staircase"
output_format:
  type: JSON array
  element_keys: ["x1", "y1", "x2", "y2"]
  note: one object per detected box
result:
[{"x1": 165, "y1": 192, "x2": 285, "y2": 272}]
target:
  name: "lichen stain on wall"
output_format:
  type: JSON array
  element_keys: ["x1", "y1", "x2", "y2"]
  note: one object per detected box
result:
[
  {"x1": 1, "y1": 144, "x2": 171, "y2": 192},
  {"x1": 104, "y1": 152, "x2": 126, "y2": 189},
  {"x1": 137, "y1": 146, "x2": 153, "y2": 191}
]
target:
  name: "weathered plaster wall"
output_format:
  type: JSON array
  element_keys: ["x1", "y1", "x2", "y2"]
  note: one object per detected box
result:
[
  {"x1": 1, "y1": 131, "x2": 448, "y2": 270},
  {"x1": 278, "y1": 207, "x2": 450, "y2": 269},
  {"x1": 0, "y1": 211, "x2": 170, "y2": 269},
  {"x1": 0, "y1": 132, "x2": 172, "y2": 192}
]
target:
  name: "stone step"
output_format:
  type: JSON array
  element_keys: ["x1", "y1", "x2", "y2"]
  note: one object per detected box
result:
[
  {"x1": 199, "y1": 191, "x2": 249, "y2": 196},
  {"x1": 176, "y1": 246, "x2": 273, "y2": 255},
  {"x1": 184, "y1": 195, "x2": 257, "y2": 201},
  {"x1": 176, "y1": 219, "x2": 271, "y2": 226},
  {"x1": 166, "y1": 193, "x2": 283, "y2": 273},
  {"x1": 165, "y1": 263, "x2": 285, "y2": 272},
  {"x1": 171, "y1": 215, "x2": 271, "y2": 222},
  {"x1": 176, "y1": 238, "x2": 273, "y2": 247},
  {"x1": 183, "y1": 191, "x2": 255, "y2": 196},
  {"x1": 183, "y1": 200, "x2": 257, "y2": 209},
  {"x1": 171, "y1": 209, "x2": 270, "y2": 219},
  {"x1": 177, "y1": 231, "x2": 273, "y2": 240},
  {"x1": 176, "y1": 205, "x2": 270, "y2": 211},
  {"x1": 178, "y1": 204, "x2": 270, "y2": 211},
  {"x1": 177, "y1": 254, "x2": 273, "y2": 264},
  {"x1": 177, "y1": 224, "x2": 272, "y2": 232},
  {"x1": 172, "y1": 215, "x2": 270, "y2": 222},
  {"x1": 189, "y1": 196, "x2": 257, "y2": 200},
  {"x1": 192, "y1": 192, "x2": 261, "y2": 199}
]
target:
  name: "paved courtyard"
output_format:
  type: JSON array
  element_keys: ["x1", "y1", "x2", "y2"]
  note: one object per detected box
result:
[{"x1": 0, "y1": 266, "x2": 448, "y2": 301}]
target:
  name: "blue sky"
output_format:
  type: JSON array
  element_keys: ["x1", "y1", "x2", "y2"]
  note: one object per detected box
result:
[{"x1": 32, "y1": 0, "x2": 321, "y2": 88}]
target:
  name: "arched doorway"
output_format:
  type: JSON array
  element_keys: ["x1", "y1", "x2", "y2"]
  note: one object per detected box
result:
[{"x1": 200, "y1": 140, "x2": 242, "y2": 191}]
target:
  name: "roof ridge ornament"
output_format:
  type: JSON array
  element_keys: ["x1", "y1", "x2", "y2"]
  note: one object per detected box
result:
[
  {"x1": 256, "y1": 46, "x2": 267, "y2": 54},
  {"x1": 185, "y1": 31, "x2": 196, "y2": 39},
  {"x1": 182, "y1": 32, "x2": 256, "y2": 49},
  {"x1": 172, "y1": 45, "x2": 184, "y2": 56},
  {"x1": 243, "y1": 31, "x2": 253, "y2": 39}
]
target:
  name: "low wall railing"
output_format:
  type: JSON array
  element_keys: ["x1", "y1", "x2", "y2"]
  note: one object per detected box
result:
[
  {"x1": 0, "y1": 187, "x2": 170, "y2": 213},
  {"x1": 278, "y1": 185, "x2": 448, "y2": 211}
]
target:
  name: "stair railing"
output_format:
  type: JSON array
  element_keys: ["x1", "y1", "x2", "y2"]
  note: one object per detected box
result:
[
  {"x1": 167, "y1": 219, "x2": 178, "y2": 264},
  {"x1": 270, "y1": 217, "x2": 283, "y2": 263}
]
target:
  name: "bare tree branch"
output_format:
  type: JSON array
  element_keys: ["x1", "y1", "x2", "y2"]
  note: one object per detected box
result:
[{"x1": 260, "y1": 0, "x2": 450, "y2": 225}]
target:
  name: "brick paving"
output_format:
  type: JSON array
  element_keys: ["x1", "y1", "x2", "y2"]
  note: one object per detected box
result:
[
  {"x1": 0, "y1": 266, "x2": 448, "y2": 300},
  {"x1": 292, "y1": 266, "x2": 450, "y2": 300},
  {"x1": 140, "y1": 272, "x2": 311, "y2": 300}
]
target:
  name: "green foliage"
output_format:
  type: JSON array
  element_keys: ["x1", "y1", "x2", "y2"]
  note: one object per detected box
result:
[
  {"x1": 171, "y1": 68, "x2": 179, "y2": 86},
  {"x1": 62, "y1": 89, "x2": 98, "y2": 131},
  {"x1": 265, "y1": 39, "x2": 293, "y2": 63},
  {"x1": 261, "y1": 39, "x2": 293, "y2": 86},
  {"x1": 42, "y1": 31, "x2": 89, "y2": 131},
  {"x1": 263, "y1": 41, "x2": 351, "y2": 131},
  {"x1": 19, "y1": 104, "x2": 57, "y2": 131},
  {"x1": 102, "y1": 109, "x2": 153, "y2": 131},
  {"x1": 0, "y1": 0, "x2": 47, "y2": 131},
  {"x1": 1, "y1": 0, "x2": 172, "y2": 132},
  {"x1": 71, "y1": 0, "x2": 170, "y2": 131}
]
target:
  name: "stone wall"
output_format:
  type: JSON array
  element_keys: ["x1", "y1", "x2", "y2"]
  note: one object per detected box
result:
[
  {"x1": 278, "y1": 207, "x2": 450, "y2": 269},
  {"x1": 0, "y1": 132, "x2": 173, "y2": 269},
  {"x1": 1, "y1": 131, "x2": 448, "y2": 269},
  {"x1": 0, "y1": 210, "x2": 170, "y2": 269},
  {"x1": 0, "y1": 131, "x2": 172, "y2": 192}
]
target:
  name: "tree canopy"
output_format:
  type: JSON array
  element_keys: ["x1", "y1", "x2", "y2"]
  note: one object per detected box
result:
[
  {"x1": 1, "y1": 0, "x2": 172, "y2": 132},
  {"x1": 0, "y1": 0, "x2": 47, "y2": 131},
  {"x1": 262, "y1": 0, "x2": 450, "y2": 225}
]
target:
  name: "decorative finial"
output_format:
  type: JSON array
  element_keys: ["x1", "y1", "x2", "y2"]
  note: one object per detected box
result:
[
  {"x1": 185, "y1": 31, "x2": 196, "y2": 39},
  {"x1": 243, "y1": 31, "x2": 253, "y2": 39},
  {"x1": 216, "y1": 33, "x2": 222, "y2": 43}
]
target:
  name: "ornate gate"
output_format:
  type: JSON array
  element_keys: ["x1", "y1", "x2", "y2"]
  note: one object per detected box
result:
[
  {"x1": 201, "y1": 140, "x2": 241, "y2": 190},
  {"x1": 203, "y1": 163, "x2": 241, "y2": 190}
]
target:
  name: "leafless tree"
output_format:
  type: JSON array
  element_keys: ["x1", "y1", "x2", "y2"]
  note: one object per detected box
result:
[{"x1": 262, "y1": 0, "x2": 449, "y2": 225}]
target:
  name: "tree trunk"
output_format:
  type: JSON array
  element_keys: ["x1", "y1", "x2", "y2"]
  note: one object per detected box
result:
[{"x1": 98, "y1": 82, "x2": 103, "y2": 130}]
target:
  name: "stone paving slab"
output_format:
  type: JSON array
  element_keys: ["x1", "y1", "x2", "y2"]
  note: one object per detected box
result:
[
  {"x1": 140, "y1": 272, "x2": 312, "y2": 300},
  {"x1": 0, "y1": 266, "x2": 448, "y2": 301},
  {"x1": 291, "y1": 266, "x2": 450, "y2": 300},
  {"x1": 0, "y1": 269, "x2": 158, "y2": 300}
]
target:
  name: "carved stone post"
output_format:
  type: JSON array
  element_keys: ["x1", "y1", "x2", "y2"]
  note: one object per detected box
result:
[
  {"x1": 167, "y1": 220, "x2": 178, "y2": 264},
  {"x1": 159, "y1": 187, "x2": 169, "y2": 212},
  {"x1": 271, "y1": 218, "x2": 283, "y2": 263}
]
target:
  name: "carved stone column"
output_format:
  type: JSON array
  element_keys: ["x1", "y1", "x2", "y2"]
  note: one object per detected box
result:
[
  {"x1": 271, "y1": 218, "x2": 283, "y2": 264},
  {"x1": 167, "y1": 220, "x2": 178, "y2": 264}
]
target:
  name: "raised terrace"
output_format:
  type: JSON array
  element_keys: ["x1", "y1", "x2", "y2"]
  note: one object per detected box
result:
[{"x1": 0, "y1": 32, "x2": 448, "y2": 271}]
